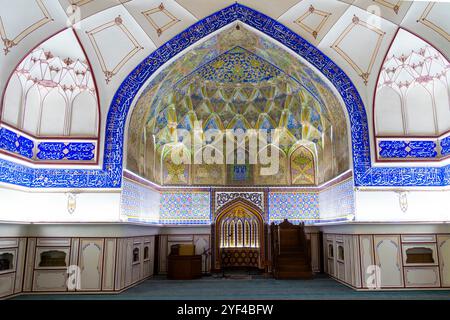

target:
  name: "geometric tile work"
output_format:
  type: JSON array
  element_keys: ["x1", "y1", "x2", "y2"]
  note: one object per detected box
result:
[
  {"x1": 0, "y1": 4, "x2": 449, "y2": 188},
  {"x1": 269, "y1": 192, "x2": 319, "y2": 225},
  {"x1": 318, "y1": 179, "x2": 354, "y2": 222},
  {"x1": 215, "y1": 191, "x2": 264, "y2": 212},
  {"x1": 121, "y1": 178, "x2": 160, "y2": 223},
  {"x1": 196, "y1": 46, "x2": 281, "y2": 83},
  {"x1": 160, "y1": 192, "x2": 210, "y2": 224}
]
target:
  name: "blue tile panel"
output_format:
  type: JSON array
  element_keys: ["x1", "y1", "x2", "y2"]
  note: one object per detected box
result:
[
  {"x1": 37, "y1": 142, "x2": 95, "y2": 161},
  {"x1": 159, "y1": 192, "x2": 211, "y2": 224},
  {"x1": 0, "y1": 127, "x2": 34, "y2": 159},
  {"x1": 121, "y1": 179, "x2": 160, "y2": 223},
  {"x1": 268, "y1": 192, "x2": 319, "y2": 224},
  {"x1": 441, "y1": 136, "x2": 450, "y2": 156},
  {"x1": 379, "y1": 140, "x2": 438, "y2": 159}
]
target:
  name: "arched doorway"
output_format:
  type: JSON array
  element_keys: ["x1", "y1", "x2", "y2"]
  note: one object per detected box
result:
[{"x1": 213, "y1": 200, "x2": 265, "y2": 271}]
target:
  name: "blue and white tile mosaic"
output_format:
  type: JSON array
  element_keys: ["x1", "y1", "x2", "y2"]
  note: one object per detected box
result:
[
  {"x1": 0, "y1": 126, "x2": 96, "y2": 162},
  {"x1": 0, "y1": 127, "x2": 34, "y2": 159},
  {"x1": 0, "y1": 4, "x2": 448, "y2": 188},
  {"x1": 269, "y1": 192, "x2": 319, "y2": 224},
  {"x1": 441, "y1": 136, "x2": 450, "y2": 156},
  {"x1": 319, "y1": 179, "x2": 355, "y2": 222},
  {"x1": 37, "y1": 142, "x2": 95, "y2": 161},
  {"x1": 159, "y1": 192, "x2": 211, "y2": 224},
  {"x1": 121, "y1": 179, "x2": 160, "y2": 223},
  {"x1": 377, "y1": 137, "x2": 450, "y2": 160}
]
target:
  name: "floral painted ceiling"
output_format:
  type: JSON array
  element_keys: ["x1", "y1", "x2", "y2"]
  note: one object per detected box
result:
[{"x1": 127, "y1": 25, "x2": 349, "y2": 186}]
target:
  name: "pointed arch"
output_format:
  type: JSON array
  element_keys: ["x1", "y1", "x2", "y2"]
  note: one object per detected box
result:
[
  {"x1": 289, "y1": 144, "x2": 316, "y2": 185},
  {"x1": 374, "y1": 28, "x2": 450, "y2": 162},
  {"x1": 1, "y1": 28, "x2": 100, "y2": 139}
]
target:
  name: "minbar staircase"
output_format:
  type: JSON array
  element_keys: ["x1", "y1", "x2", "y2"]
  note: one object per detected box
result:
[{"x1": 271, "y1": 219, "x2": 312, "y2": 279}]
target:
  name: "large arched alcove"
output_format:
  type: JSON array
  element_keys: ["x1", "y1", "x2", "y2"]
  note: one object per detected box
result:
[
  {"x1": 125, "y1": 24, "x2": 350, "y2": 186},
  {"x1": 374, "y1": 28, "x2": 450, "y2": 162}
]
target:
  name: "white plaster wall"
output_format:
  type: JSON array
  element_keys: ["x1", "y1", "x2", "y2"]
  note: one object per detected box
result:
[
  {"x1": 0, "y1": 188, "x2": 121, "y2": 223},
  {"x1": 354, "y1": 190, "x2": 450, "y2": 222}
]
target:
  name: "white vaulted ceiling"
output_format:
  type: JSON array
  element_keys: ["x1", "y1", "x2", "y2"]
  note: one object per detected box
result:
[{"x1": 0, "y1": 0, "x2": 449, "y2": 161}]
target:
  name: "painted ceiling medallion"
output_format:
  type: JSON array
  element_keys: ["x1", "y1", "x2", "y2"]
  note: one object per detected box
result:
[
  {"x1": 294, "y1": 5, "x2": 331, "y2": 39},
  {"x1": 142, "y1": 3, "x2": 180, "y2": 37},
  {"x1": 86, "y1": 15, "x2": 143, "y2": 83},
  {"x1": 418, "y1": 3, "x2": 450, "y2": 41},
  {"x1": 331, "y1": 15, "x2": 385, "y2": 85},
  {"x1": 0, "y1": 0, "x2": 53, "y2": 55}
]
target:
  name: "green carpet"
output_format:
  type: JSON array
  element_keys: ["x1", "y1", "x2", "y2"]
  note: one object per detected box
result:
[{"x1": 13, "y1": 275, "x2": 450, "y2": 300}]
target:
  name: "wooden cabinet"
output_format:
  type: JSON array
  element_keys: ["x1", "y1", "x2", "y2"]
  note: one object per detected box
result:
[
  {"x1": 374, "y1": 235, "x2": 403, "y2": 288},
  {"x1": 0, "y1": 273, "x2": 15, "y2": 297},
  {"x1": 438, "y1": 235, "x2": 450, "y2": 287},
  {"x1": 33, "y1": 270, "x2": 67, "y2": 292},
  {"x1": 359, "y1": 235, "x2": 374, "y2": 288},
  {"x1": 143, "y1": 237, "x2": 155, "y2": 278},
  {"x1": 405, "y1": 267, "x2": 440, "y2": 288},
  {"x1": 167, "y1": 255, "x2": 202, "y2": 280},
  {"x1": 102, "y1": 239, "x2": 116, "y2": 291},
  {"x1": 79, "y1": 239, "x2": 104, "y2": 291}
]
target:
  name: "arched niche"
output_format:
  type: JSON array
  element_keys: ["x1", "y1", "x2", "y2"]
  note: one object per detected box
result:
[
  {"x1": 22, "y1": 85, "x2": 41, "y2": 135},
  {"x1": 375, "y1": 86, "x2": 404, "y2": 135},
  {"x1": 126, "y1": 22, "x2": 350, "y2": 187},
  {"x1": 39, "y1": 90, "x2": 66, "y2": 136},
  {"x1": 2, "y1": 73, "x2": 23, "y2": 127},
  {"x1": 161, "y1": 144, "x2": 190, "y2": 185},
  {"x1": 0, "y1": 28, "x2": 99, "y2": 139},
  {"x1": 70, "y1": 91, "x2": 98, "y2": 136},
  {"x1": 405, "y1": 85, "x2": 435, "y2": 135},
  {"x1": 434, "y1": 81, "x2": 450, "y2": 133},
  {"x1": 289, "y1": 145, "x2": 316, "y2": 185},
  {"x1": 374, "y1": 28, "x2": 449, "y2": 138}
]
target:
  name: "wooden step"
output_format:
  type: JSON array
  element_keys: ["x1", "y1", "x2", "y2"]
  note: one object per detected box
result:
[
  {"x1": 277, "y1": 264, "x2": 311, "y2": 272},
  {"x1": 277, "y1": 257, "x2": 308, "y2": 264},
  {"x1": 275, "y1": 270, "x2": 313, "y2": 280}
]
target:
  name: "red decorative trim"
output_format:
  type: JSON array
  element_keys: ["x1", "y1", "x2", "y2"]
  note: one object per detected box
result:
[{"x1": 73, "y1": 28, "x2": 102, "y2": 165}]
